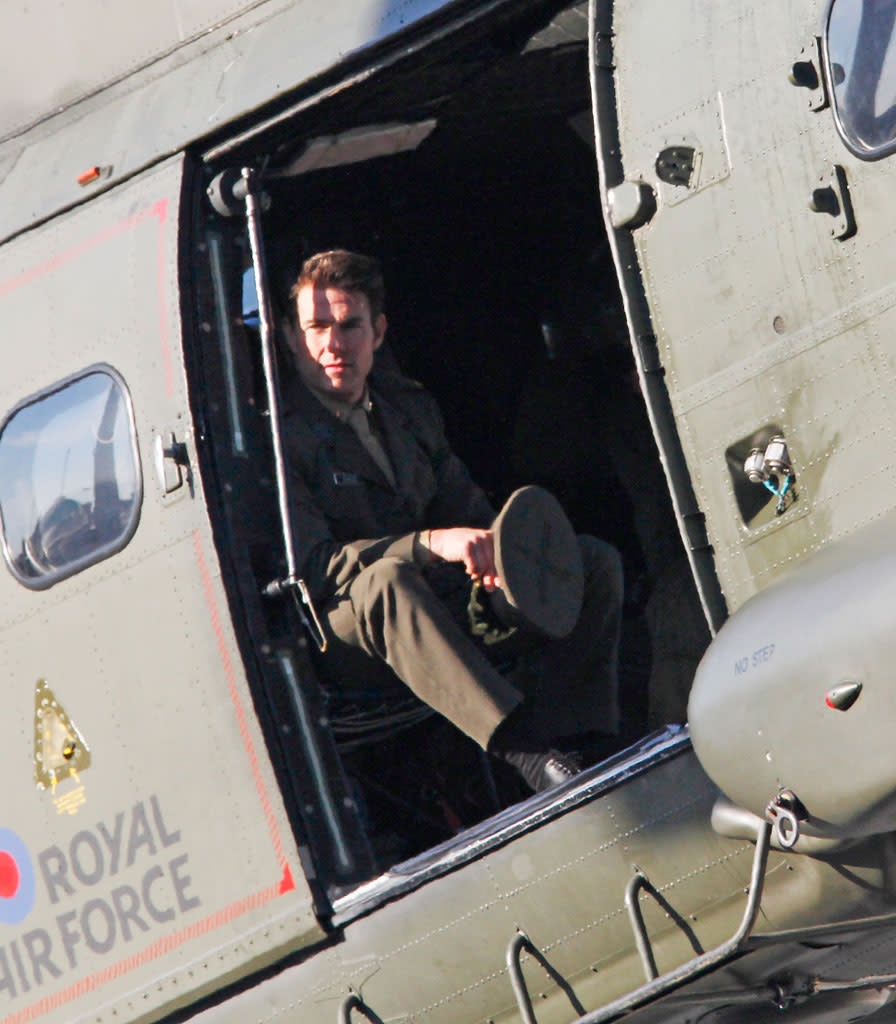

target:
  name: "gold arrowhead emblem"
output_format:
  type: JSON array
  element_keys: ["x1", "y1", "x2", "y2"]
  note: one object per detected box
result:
[{"x1": 33, "y1": 679, "x2": 91, "y2": 790}]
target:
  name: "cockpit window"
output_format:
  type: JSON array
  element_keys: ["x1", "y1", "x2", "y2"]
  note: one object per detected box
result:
[
  {"x1": 826, "y1": 0, "x2": 896, "y2": 158},
  {"x1": 0, "y1": 366, "x2": 141, "y2": 589}
]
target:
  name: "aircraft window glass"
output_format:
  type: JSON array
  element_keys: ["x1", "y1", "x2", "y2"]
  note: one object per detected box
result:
[
  {"x1": 826, "y1": 0, "x2": 896, "y2": 158},
  {"x1": 242, "y1": 267, "x2": 260, "y2": 329},
  {"x1": 0, "y1": 366, "x2": 141, "y2": 589}
]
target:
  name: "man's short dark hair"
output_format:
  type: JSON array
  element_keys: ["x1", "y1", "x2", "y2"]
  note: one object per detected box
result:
[{"x1": 291, "y1": 250, "x2": 385, "y2": 321}]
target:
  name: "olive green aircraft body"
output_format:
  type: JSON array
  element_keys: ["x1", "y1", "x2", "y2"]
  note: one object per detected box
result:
[{"x1": 2, "y1": 1, "x2": 896, "y2": 1023}]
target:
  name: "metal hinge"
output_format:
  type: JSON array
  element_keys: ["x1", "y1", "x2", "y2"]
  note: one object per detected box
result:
[
  {"x1": 789, "y1": 37, "x2": 829, "y2": 111},
  {"x1": 808, "y1": 164, "x2": 856, "y2": 240}
]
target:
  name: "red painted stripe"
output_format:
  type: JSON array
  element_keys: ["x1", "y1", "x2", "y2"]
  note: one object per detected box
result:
[
  {"x1": 0, "y1": 203, "x2": 163, "y2": 300},
  {"x1": 152, "y1": 199, "x2": 177, "y2": 398},
  {"x1": 1, "y1": 880, "x2": 284, "y2": 1024},
  {"x1": 191, "y1": 530, "x2": 289, "y2": 869},
  {"x1": 0, "y1": 198, "x2": 173, "y2": 400}
]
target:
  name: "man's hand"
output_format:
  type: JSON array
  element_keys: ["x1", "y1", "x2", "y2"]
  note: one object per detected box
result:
[{"x1": 428, "y1": 527, "x2": 501, "y2": 591}]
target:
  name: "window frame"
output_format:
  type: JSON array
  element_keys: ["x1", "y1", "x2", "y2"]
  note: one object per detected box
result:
[
  {"x1": 0, "y1": 363, "x2": 143, "y2": 590},
  {"x1": 824, "y1": 0, "x2": 896, "y2": 160}
]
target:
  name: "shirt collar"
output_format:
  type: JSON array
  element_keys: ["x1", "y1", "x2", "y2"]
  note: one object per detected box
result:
[{"x1": 311, "y1": 385, "x2": 373, "y2": 421}]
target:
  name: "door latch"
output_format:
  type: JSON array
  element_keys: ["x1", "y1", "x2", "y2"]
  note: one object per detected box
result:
[{"x1": 153, "y1": 431, "x2": 191, "y2": 494}]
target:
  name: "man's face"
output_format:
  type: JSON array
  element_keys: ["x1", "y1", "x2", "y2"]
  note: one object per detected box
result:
[{"x1": 292, "y1": 285, "x2": 385, "y2": 404}]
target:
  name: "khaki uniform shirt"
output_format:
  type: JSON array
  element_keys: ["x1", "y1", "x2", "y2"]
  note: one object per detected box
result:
[{"x1": 310, "y1": 387, "x2": 397, "y2": 489}]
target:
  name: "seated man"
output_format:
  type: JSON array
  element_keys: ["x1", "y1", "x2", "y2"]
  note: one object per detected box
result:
[{"x1": 280, "y1": 250, "x2": 623, "y2": 792}]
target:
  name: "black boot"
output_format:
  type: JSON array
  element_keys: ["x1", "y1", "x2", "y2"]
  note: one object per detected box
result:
[
  {"x1": 553, "y1": 730, "x2": 624, "y2": 767},
  {"x1": 488, "y1": 706, "x2": 582, "y2": 793},
  {"x1": 499, "y1": 748, "x2": 582, "y2": 792}
]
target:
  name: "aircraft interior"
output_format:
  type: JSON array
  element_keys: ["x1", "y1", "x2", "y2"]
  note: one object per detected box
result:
[{"x1": 190, "y1": 0, "x2": 711, "y2": 889}]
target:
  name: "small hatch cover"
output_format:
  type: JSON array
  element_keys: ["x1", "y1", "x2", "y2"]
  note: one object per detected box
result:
[{"x1": 656, "y1": 145, "x2": 696, "y2": 187}]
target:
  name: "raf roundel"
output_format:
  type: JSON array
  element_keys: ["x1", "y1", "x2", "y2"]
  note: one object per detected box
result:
[
  {"x1": 0, "y1": 829, "x2": 35, "y2": 925},
  {"x1": 0, "y1": 851, "x2": 18, "y2": 898}
]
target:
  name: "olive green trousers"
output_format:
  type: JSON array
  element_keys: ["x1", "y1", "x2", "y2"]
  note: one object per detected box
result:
[{"x1": 319, "y1": 535, "x2": 623, "y2": 750}]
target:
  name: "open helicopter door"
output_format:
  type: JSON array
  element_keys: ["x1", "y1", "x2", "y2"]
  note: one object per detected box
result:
[
  {"x1": 0, "y1": 156, "x2": 322, "y2": 1024},
  {"x1": 588, "y1": 0, "x2": 896, "y2": 624},
  {"x1": 591, "y1": 0, "x2": 896, "y2": 920},
  {"x1": 586, "y1": 0, "x2": 727, "y2": 638}
]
